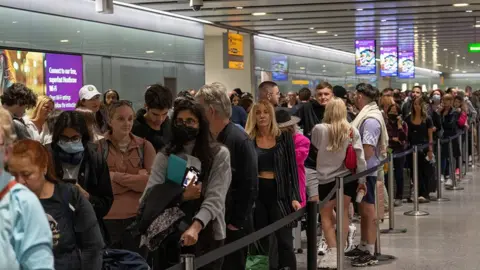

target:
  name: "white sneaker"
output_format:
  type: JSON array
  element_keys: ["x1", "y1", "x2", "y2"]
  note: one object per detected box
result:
[
  {"x1": 317, "y1": 237, "x2": 328, "y2": 256},
  {"x1": 345, "y1": 223, "x2": 356, "y2": 253},
  {"x1": 441, "y1": 175, "x2": 445, "y2": 182},
  {"x1": 445, "y1": 178, "x2": 453, "y2": 187},
  {"x1": 318, "y1": 248, "x2": 337, "y2": 269}
]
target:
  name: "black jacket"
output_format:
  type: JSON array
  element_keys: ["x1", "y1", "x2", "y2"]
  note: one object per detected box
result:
[
  {"x1": 47, "y1": 142, "x2": 113, "y2": 242},
  {"x1": 217, "y1": 122, "x2": 258, "y2": 229},
  {"x1": 132, "y1": 108, "x2": 171, "y2": 152}
]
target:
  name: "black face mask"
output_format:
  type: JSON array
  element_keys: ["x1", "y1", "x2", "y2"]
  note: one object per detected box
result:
[
  {"x1": 388, "y1": 114, "x2": 398, "y2": 122},
  {"x1": 172, "y1": 125, "x2": 199, "y2": 144}
]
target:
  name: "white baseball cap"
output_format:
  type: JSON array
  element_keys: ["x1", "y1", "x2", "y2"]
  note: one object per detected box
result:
[{"x1": 79, "y1": 85, "x2": 101, "y2": 100}]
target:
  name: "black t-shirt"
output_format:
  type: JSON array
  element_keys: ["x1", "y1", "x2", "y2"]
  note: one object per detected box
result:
[
  {"x1": 406, "y1": 116, "x2": 433, "y2": 146},
  {"x1": 40, "y1": 183, "x2": 101, "y2": 270}
]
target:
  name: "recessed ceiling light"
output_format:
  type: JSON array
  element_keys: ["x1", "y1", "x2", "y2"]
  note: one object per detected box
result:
[
  {"x1": 12, "y1": 21, "x2": 17, "y2": 24},
  {"x1": 437, "y1": 64, "x2": 442, "y2": 66},
  {"x1": 466, "y1": 10, "x2": 473, "y2": 13},
  {"x1": 323, "y1": 65, "x2": 326, "y2": 68},
  {"x1": 356, "y1": 8, "x2": 363, "y2": 11},
  {"x1": 277, "y1": 18, "x2": 283, "y2": 21},
  {"x1": 316, "y1": 30, "x2": 328, "y2": 34},
  {"x1": 444, "y1": 48, "x2": 448, "y2": 51},
  {"x1": 334, "y1": 34, "x2": 338, "y2": 37},
  {"x1": 457, "y1": 54, "x2": 461, "y2": 57},
  {"x1": 309, "y1": 27, "x2": 315, "y2": 30},
  {"x1": 299, "y1": 67, "x2": 306, "y2": 70},
  {"x1": 381, "y1": 19, "x2": 387, "y2": 22},
  {"x1": 453, "y1": 3, "x2": 469, "y2": 7},
  {"x1": 60, "y1": 40, "x2": 69, "y2": 43},
  {"x1": 463, "y1": 70, "x2": 467, "y2": 73},
  {"x1": 476, "y1": 24, "x2": 480, "y2": 28},
  {"x1": 471, "y1": 61, "x2": 475, "y2": 63},
  {"x1": 252, "y1": 12, "x2": 267, "y2": 16},
  {"x1": 455, "y1": 68, "x2": 460, "y2": 71},
  {"x1": 236, "y1": 6, "x2": 243, "y2": 9},
  {"x1": 145, "y1": 50, "x2": 155, "y2": 54},
  {"x1": 322, "y1": 70, "x2": 327, "y2": 72}
]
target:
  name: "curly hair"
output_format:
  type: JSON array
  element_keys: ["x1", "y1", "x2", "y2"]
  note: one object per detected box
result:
[{"x1": 1, "y1": 83, "x2": 37, "y2": 108}]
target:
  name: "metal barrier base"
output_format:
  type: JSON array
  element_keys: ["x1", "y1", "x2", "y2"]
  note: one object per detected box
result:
[
  {"x1": 431, "y1": 197, "x2": 450, "y2": 202},
  {"x1": 376, "y1": 254, "x2": 396, "y2": 262},
  {"x1": 445, "y1": 186, "x2": 464, "y2": 190},
  {"x1": 380, "y1": 228, "x2": 407, "y2": 234},
  {"x1": 404, "y1": 210, "x2": 429, "y2": 216}
]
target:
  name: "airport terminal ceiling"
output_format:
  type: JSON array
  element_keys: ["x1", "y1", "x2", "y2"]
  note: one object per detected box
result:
[{"x1": 119, "y1": 0, "x2": 480, "y2": 74}]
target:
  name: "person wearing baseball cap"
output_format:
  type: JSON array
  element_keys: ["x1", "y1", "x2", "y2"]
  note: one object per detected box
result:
[{"x1": 77, "y1": 84, "x2": 107, "y2": 133}]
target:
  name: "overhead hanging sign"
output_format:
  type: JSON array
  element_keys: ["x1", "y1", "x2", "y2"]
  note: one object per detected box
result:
[
  {"x1": 380, "y1": 46, "x2": 398, "y2": 77},
  {"x1": 355, "y1": 40, "x2": 376, "y2": 75},
  {"x1": 223, "y1": 33, "x2": 244, "y2": 70},
  {"x1": 468, "y1": 43, "x2": 480, "y2": 53},
  {"x1": 398, "y1": 51, "x2": 415, "y2": 79},
  {"x1": 227, "y1": 33, "x2": 244, "y2": 56}
]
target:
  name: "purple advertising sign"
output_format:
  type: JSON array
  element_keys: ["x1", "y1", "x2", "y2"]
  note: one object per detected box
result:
[
  {"x1": 45, "y1": 53, "x2": 83, "y2": 110},
  {"x1": 398, "y1": 51, "x2": 415, "y2": 79},
  {"x1": 355, "y1": 40, "x2": 376, "y2": 75},
  {"x1": 380, "y1": 46, "x2": 398, "y2": 77}
]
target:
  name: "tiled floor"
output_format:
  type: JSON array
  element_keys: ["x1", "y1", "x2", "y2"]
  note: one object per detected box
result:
[{"x1": 296, "y1": 169, "x2": 480, "y2": 269}]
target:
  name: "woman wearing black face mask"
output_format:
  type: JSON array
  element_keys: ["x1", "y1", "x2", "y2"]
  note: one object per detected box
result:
[
  {"x1": 385, "y1": 104, "x2": 408, "y2": 207},
  {"x1": 142, "y1": 99, "x2": 231, "y2": 270},
  {"x1": 46, "y1": 111, "x2": 113, "y2": 244}
]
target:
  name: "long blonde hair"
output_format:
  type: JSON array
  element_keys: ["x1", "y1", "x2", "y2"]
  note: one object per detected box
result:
[
  {"x1": 28, "y1": 95, "x2": 54, "y2": 121},
  {"x1": 323, "y1": 98, "x2": 351, "y2": 152},
  {"x1": 245, "y1": 100, "x2": 281, "y2": 139}
]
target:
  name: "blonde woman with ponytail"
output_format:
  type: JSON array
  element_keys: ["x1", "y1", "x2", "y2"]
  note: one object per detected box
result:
[{"x1": 311, "y1": 97, "x2": 367, "y2": 269}]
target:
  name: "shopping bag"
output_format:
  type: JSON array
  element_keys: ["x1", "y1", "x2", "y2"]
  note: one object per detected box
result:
[{"x1": 246, "y1": 255, "x2": 269, "y2": 270}]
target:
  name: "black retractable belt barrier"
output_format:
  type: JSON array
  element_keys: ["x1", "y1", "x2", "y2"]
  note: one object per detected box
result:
[{"x1": 168, "y1": 185, "x2": 338, "y2": 270}]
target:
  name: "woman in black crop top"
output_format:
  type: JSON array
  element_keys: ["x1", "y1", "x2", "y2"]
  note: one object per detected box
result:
[{"x1": 245, "y1": 100, "x2": 300, "y2": 270}]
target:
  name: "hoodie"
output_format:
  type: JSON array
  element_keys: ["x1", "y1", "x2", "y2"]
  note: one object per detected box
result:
[
  {"x1": 0, "y1": 171, "x2": 54, "y2": 270},
  {"x1": 132, "y1": 108, "x2": 172, "y2": 152}
]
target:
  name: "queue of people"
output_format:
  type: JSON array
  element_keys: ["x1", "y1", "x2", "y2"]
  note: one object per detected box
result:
[{"x1": 0, "y1": 79, "x2": 477, "y2": 270}]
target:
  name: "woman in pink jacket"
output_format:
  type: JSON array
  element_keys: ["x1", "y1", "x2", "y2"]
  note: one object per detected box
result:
[{"x1": 275, "y1": 109, "x2": 310, "y2": 207}]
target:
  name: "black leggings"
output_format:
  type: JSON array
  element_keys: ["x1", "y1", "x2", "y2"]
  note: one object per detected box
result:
[{"x1": 254, "y1": 178, "x2": 296, "y2": 270}]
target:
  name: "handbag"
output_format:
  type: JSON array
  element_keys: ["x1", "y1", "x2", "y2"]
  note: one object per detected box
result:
[{"x1": 344, "y1": 128, "x2": 357, "y2": 173}]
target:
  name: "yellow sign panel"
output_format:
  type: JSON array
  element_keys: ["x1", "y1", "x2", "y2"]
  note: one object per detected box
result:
[
  {"x1": 292, "y1": 80, "x2": 309, "y2": 85},
  {"x1": 228, "y1": 33, "x2": 244, "y2": 56},
  {"x1": 229, "y1": 61, "x2": 244, "y2": 70}
]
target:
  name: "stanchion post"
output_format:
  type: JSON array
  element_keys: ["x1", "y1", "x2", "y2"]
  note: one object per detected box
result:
[
  {"x1": 306, "y1": 201, "x2": 318, "y2": 270},
  {"x1": 432, "y1": 139, "x2": 450, "y2": 202},
  {"x1": 477, "y1": 122, "x2": 480, "y2": 163},
  {"x1": 446, "y1": 137, "x2": 464, "y2": 190},
  {"x1": 381, "y1": 153, "x2": 407, "y2": 233},
  {"x1": 464, "y1": 129, "x2": 469, "y2": 174},
  {"x1": 471, "y1": 122, "x2": 475, "y2": 168},
  {"x1": 180, "y1": 254, "x2": 195, "y2": 270},
  {"x1": 335, "y1": 176, "x2": 344, "y2": 270},
  {"x1": 404, "y1": 146, "x2": 429, "y2": 216},
  {"x1": 459, "y1": 134, "x2": 464, "y2": 179},
  {"x1": 374, "y1": 177, "x2": 381, "y2": 255}
]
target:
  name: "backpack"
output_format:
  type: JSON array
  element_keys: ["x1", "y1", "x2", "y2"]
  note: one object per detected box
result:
[
  {"x1": 100, "y1": 139, "x2": 145, "y2": 168},
  {"x1": 0, "y1": 181, "x2": 17, "y2": 201}
]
